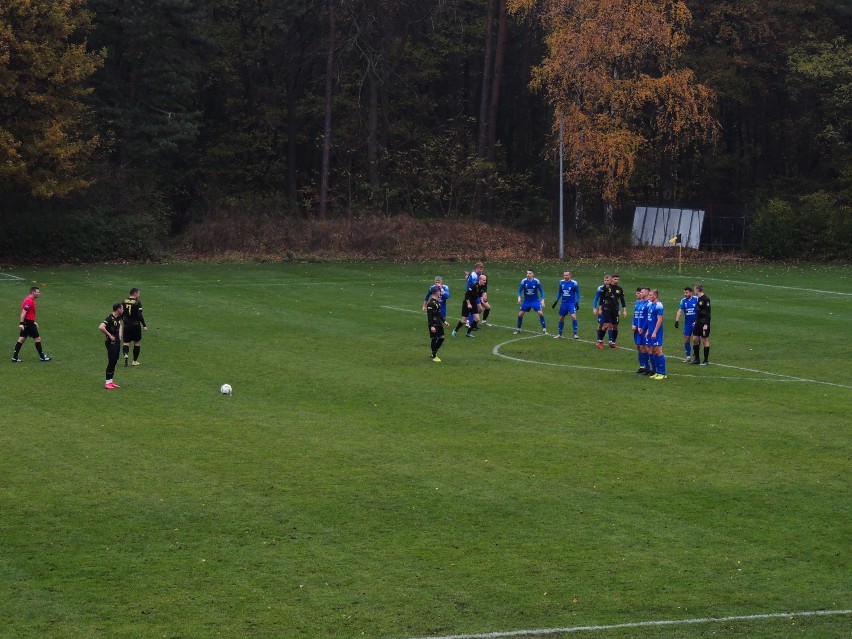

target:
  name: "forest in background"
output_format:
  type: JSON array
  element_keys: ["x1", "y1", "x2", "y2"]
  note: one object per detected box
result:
[{"x1": 0, "y1": 0, "x2": 849, "y2": 263}]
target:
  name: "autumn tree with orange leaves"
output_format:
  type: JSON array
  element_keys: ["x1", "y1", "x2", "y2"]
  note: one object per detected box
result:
[
  {"x1": 0, "y1": 0, "x2": 103, "y2": 199},
  {"x1": 510, "y1": 0, "x2": 717, "y2": 227}
]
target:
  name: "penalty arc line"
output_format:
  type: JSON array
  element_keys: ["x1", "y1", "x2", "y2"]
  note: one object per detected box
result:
[
  {"x1": 398, "y1": 609, "x2": 852, "y2": 639},
  {"x1": 490, "y1": 337, "x2": 844, "y2": 384}
]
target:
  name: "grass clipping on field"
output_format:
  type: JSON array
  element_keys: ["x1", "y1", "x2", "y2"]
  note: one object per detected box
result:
[{"x1": 172, "y1": 214, "x2": 554, "y2": 261}]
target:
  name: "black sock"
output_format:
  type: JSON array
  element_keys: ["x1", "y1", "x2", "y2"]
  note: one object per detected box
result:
[
  {"x1": 597, "y1": 329, "x2": 605, "y2": 341},
  {"x1": 455, "y1": 321, "x2": 465, "y2": 332},
  {"x1": 434, "y1": 338, "x2": 444, "y2": 353},
  {"x1": 483, "y1": 308, "x2": 490, "y2": 321},
  {"x1": 36, "y1": 342, "x2": 44, "y2": 356},
  {"x1": 704, "y1": 346, "x2": 710, "y2": 362},
  {"x1": 612, "y1": 330, "x2": 618, "y2": 342},
  {"x1": 14, "y1": 342, "x2": 22, "y2": 357},
  {"x1": 693, "y1": 344, "x2": 699, "y2": 359},
  {"x1": 467, "y1": 320, "x2": 478, "y2": 334},
  {"x1": 123, "y1": 345, "x2": 129, "y2": 358},
  {"x1": 133, "y1": 346, "x2": 140, "y2": 361}
]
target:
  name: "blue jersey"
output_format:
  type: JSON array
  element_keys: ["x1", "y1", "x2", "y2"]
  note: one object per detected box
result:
[
  {"x1": 592, "y1": 284, "x2": 605, "y2": 308},
  {"x1": 647, "y1": 301, "x2": 664, "y2": 343},
  {"x1": 424, "y1": 284, "x2": 450, "y2": 317},
  {"x1": 641, "y1": 299, "x2": 655, "y2": 333},
  {"x1": 518, "y1": 278, "x2": 544, "y2": 302},
  {"x1": 633, "y1": 299, "x2": 647, "y2": 330},
  {"x1": 555, "y1": 279, "x2": 580, "y2": 305},
  {"x1": 466, "y1": 271, "x2": 479, "y2": 290},
  {"x1": 679, "y1": 296, "x2": 698, "y2": 331}
]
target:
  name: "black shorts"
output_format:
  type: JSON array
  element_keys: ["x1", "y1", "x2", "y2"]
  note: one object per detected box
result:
[
  {"x1": 124, "y1": 324, "x2": 143, "y2": 343},
  {"x1": 19, "y1": 320, "x2": 39, "y2": 339},
  {"x1": 692, "y1": 322, "x2": 710, "y2": 338},
  {"x1": 601, "y1": 309, "x2": 619, "y2": 325},
  {"x1": 429, "y1": 324, "x2": 445, "y2": 339},
  {"x1": 461, "y1": 302, "x2": 476, "y2": 318}
]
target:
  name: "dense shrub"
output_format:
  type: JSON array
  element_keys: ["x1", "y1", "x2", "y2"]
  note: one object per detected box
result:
[
  {"x1": 748, "y1": 192, "x2": 851, "y2": 259},
  {"x1": 0, "y1": 205, "x2": 167, "y2": 264}
]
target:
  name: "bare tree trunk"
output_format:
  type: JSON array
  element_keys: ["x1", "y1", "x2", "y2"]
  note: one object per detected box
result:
[
  {"x1": 473, "y1": 0, "x2": 497, "y2": 218},
  {"x1": 319, "y1": 0, "x2": 336, "y2": 219},
  {"x1": 604, "y1": 200, "x2": 613, "y2": 227},
  {"x1": 486, "y1": 0, "x2": 506, "y2": 163},
  {"x1": 484, "y1": 0, "x2": 507, "y2": 220},
  {"x1": 476, "y1": 0, "x2": 496, "y2": 159},
  {"x1": 574, "y1": 187, "x2": 585, "y2": 232},
  {"x1": 367, "y1": 71, "x2": 380, "y2": 189}
]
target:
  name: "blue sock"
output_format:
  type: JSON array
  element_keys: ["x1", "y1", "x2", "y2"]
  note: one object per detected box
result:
[
  {"x1": 517, "y1": 318, "x2": 523, "y2": 329},
  {"x1": 540, "y1": 316, "x2": 547, "y2": 329},
  {"x1": 558, "y1": 320, "x2": 564, "y2": 335},
  {"x1": 658, "y1": 355, "x2": 666, "y2": 375},
  {"x1": 608, "y1": 329, "x2": 614, "y2": 341},
  {"x1": 639, "y1": 352, "x2": 646, "y2": 368},
  {"x1": 572, "y1": 319, "x2": 578, "y2": 334}
]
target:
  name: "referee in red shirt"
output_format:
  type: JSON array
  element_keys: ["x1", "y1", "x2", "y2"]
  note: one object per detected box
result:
[{"x1": 12, "y1": 286, "x2": 51, "y2": 362}]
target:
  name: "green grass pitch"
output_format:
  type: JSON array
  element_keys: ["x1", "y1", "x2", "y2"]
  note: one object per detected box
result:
[{"x1": 1, "y1": 261, "x2": 849, "y2": 639}]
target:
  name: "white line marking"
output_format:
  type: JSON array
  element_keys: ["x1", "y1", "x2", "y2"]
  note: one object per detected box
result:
[
  {"x1": 490, "y1": 337, "x2": 851, "y2": 385},
  {"x1": 400, "y1": 609, "x2": 852, "y2": 639},
  {"x1": 0, "y1": 272, "x2": 25, "y2": 282},
  {"x1": 699, "y1": 277, "x2": 852, "y2": 297},
  {"x1": 383, "y1": 306, "x2": 852, "y2": 389}
]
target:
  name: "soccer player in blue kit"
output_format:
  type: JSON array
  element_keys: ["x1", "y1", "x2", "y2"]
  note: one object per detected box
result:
[
  {"x1": 632, "y1": 287, "x2": 653, "y2": 375},
  {"x1": 674, "y1": 286, "x2": 697, "y2": 361},
  {"x1": 552, "y1": 270, "x2": 580, "y2": 339},
  {"x1": 645, "y1": 288, "x2": 667, "y2": 379},
  {"x1": 514, "y1": 269, "x2": 547, "y2": 335}
]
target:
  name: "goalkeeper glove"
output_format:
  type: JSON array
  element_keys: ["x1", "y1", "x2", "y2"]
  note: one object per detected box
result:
[
  {"x1": 674, "y1": 320, "x2": 679, "y2": 329},
  {"x1": 551, "y1": 301, "x2": 557, "y2": 309}
]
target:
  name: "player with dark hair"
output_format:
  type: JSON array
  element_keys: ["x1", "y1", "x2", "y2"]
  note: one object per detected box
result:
[
  {"x1": 607, "y1": 273, "x2": 628, "y2": 347},
  {"x1": 691, "y1": 283, "x2": 711, "y2": 365},
  {"x1": 12, "y1": 286, "x2": 51, "y2": 362},
  {"x1": 515, "y1": 270, "x2": 547, "y2": 335},
  {"x1": 426, "y1": 286, "x2": 448, "y2": 361},
  {"x1": 99, "y1": 303, "x2": 124, "y2": 390},
  {"x1": 675, "y1": 286, "x2": 697, "y2": 362},
  {"x1": 122, "y1": 288, "x2": 147, "y2": 367},
  {"x1": 592, "y1": 274, "x2": 611, "y2": 348},
  {"x1": 552, "y1": 270, "x2": 581, "y2": 339}
]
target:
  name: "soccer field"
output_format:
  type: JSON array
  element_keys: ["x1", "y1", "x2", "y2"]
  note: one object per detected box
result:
[{"x1": 1, "y1": 261, "x2": 850, "y2": 639}]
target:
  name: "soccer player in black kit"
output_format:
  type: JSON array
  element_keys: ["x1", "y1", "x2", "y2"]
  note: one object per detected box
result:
[
  {"x1": 606, "y1": 273, "x2": 628, "y2": 347},
  {"x1": 122, "y1": 287, "x2": 147, "y2": 366},
  {"x1": 99, "y1": 303, "x2": 124, "y2": 389},
  {"x1": 452, "y1": 275, "x2": 487, "y2": 338},
  {"x1": 426, "y1": 286, "x2": 448, "y2": 361},
  {"x1": 691, "y1": 283, "x2": 711, "y2": 365}
]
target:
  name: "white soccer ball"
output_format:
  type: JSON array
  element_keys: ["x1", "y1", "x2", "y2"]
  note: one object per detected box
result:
[{"x1": 220, "y1": 383, "x2": 233, "y2": 395}]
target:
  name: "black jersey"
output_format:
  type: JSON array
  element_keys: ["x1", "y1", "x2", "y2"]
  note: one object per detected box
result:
[
  {"x1": 599, "y1": 284, "x2": 616, "y2": 310},
  {"x1": 610, "y1": 285, "x2": 626, "y2": 311},
  {"x1": 122, "y1": 297, "x2": 145, "y2": 326},
  {"x1": 426, "y1": 299, "x2": 444, "y2": 328},
  {"x1": 465, "y1": 283, "x2": 484, "y2": 306},
  {"x1": 102, "y1": 313, "x2": 122, "y2": 341},
  {"x1": 695, "y1": 294, "x2": 711, "y2": 324}
]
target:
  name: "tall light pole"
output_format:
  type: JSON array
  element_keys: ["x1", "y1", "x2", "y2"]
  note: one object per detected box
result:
[{"x1": 558, "y1": 116, "x2": 564, "y2": 259}]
